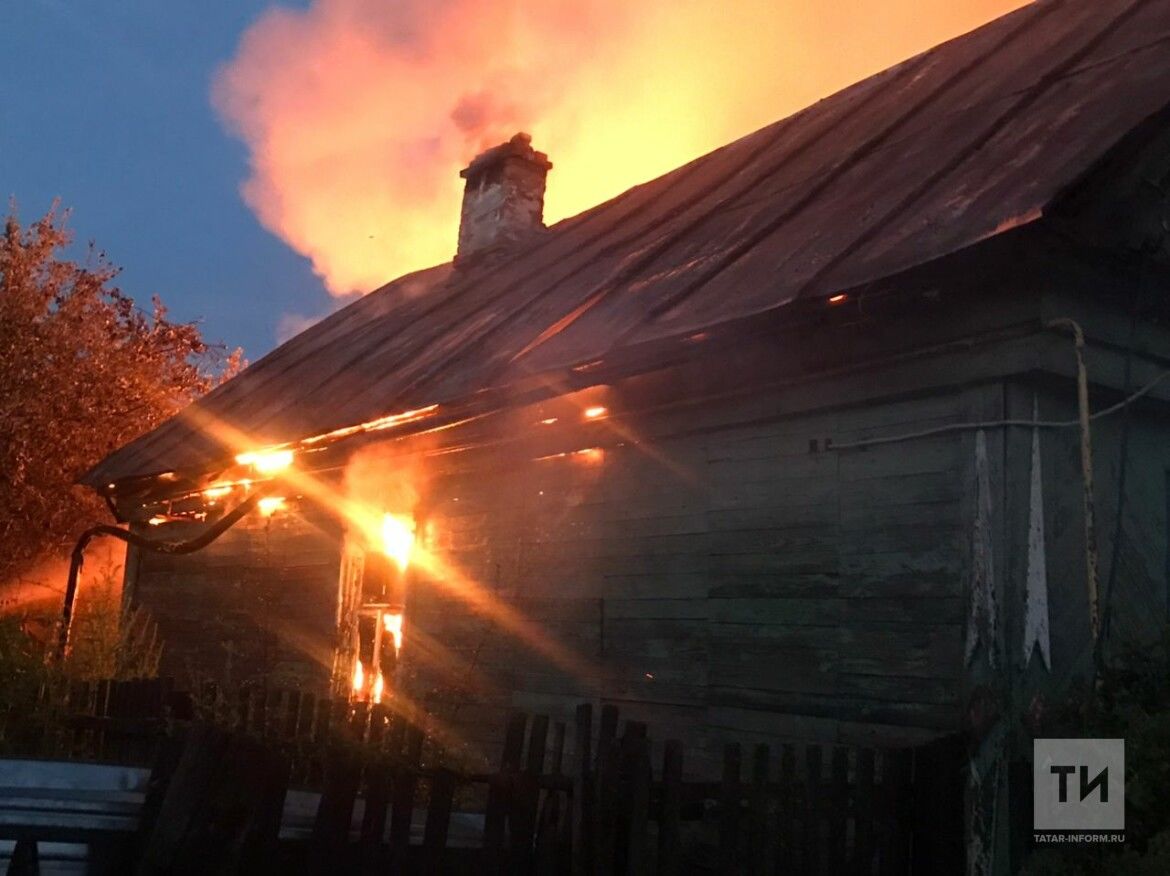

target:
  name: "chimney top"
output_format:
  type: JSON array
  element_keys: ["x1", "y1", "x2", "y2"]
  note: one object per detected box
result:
[
  {"x1": 460, "y1": 132, "x2": 552, "y2": 180},
  {"x1": 456, "y1": 133, "x2": 552, "y2": 263}
]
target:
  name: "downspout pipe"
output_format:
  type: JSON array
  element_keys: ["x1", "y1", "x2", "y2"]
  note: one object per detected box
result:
[
  {"x1": 56, "y1": 487, "x2": 271, "y2": 661},
  {"x1": 1046, "y1": 318, "x2": 1101, "y2": 649}
]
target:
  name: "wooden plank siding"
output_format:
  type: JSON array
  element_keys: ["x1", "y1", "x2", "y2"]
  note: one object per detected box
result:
[
  {"x1": 395, "y1": 381, "x2": 969, "y2": 773},
  {"x1": 129, "y1": 505, "x2": 342, "y2": 692}
]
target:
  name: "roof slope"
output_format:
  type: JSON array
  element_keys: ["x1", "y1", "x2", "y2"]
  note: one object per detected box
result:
[{"x1": 90, "y1": 0, "x2": 1170, "y2": 487}]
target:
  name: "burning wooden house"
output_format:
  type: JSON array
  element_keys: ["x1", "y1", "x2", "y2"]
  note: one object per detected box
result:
[{"x1": 85, "y1": 0, "x2": 1170, "y2": 789}]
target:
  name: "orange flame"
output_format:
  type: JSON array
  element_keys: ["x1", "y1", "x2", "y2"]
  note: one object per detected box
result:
[
  {"x1": 257, "y1": 496, "x2": 286, "y2": 516},
  {"x1": 372, "y1": 670, "x2": 385, "y2": 703},
  {"x1": 352, "y1": 658, "x2": 365, "y2": 692},
  {"x1": 381, "y1": 514, "x2": 416, "y2": 573},
  {"x1": 236, "y1": 449, "x2": 294, "y2": 474},
  {"x1": 383, "y1": 611, "x2": 404, "y2": 655}
]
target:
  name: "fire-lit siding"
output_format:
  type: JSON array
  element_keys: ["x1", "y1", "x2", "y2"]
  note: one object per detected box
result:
[
  {"x1": 127, "y1": 504, "x2": 342, "y2": 691},
  {"x1": 402, "y1": 385, "x2": 968, "y2": 772}
]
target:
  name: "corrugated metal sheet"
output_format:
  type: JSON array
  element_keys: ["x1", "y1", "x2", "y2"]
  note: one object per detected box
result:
[{"x1": 88, "y1": 0, "x2": 1170, "y2": 487}]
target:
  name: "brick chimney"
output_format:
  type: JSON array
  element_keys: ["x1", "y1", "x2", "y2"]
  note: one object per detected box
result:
[{"x1": 456, "y1": 132, "x2": 552, "y2": 262}]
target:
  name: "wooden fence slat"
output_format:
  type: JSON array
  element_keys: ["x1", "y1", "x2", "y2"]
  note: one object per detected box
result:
[
  {"x1": 748, "y1": 744, "x2": 773, "y2": 876},
  {"x1": 512, "y1": 714, "x2": 549, "y2": 872},
  {"x1": 718, "y1": 742, "x2": 742, "y2": 876},
  {"x1": 8, "y1": 837, "x2": 39, "y2": 875},
  {"x1": 388, "y1": 723, "x2": 424, "y2": 870},
  {"x1": 422, "y1": 766, "x2": 457, "y2": 872},
  {"x1": 624, "y1": 732, "x2": 652, "y2": 876},
  {"x1": 853, "y1": 749, "x2": 876, "y2": 876},
  {"x1": 359, "y1": 759, "x2": 392, "y2": 875},
  {"x1": 484, "y1": 711, "x2": 527, "y2": 873},
  {"x1": 911, "y1": 735, "x2": 964, "y2": 873},
  {"x1": 550, "y1": 721, "x2": 566, "y2": 775},
  {"x1": 594, "y1": 732, "x2": 621, "y2": 876},
  {"x1": 307, "y1": 746, "x2": 362, "y2": 875},
  {"x1": 803, "y1": 745, "x2": 823, "y2": 876},
  {"x1": 828, "y1": 747, "x2": 849, "y2": 874},
  {"x1": 571, "y1": 703, "x2": 593, "y2": 876},
  {"x1": 775, "y1": 744, "x2": 797, "y2": 875},
  {"x1": 880, "y1": 749, "x2": 912, "y2": 876},
  {"x1": 137, "y1": 725, "x2": 288, "y2": 875},
  {"x1": 597, "y1": 704, "x2": 619, "y2": 772},
  {"x1": 657, "y1": 740, "x2": 683, "y2": 876}
]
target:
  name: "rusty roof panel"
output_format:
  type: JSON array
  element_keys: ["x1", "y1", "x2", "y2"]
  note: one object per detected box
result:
[{"x1": 87, "y1": 0, "x2": 1170, "y2": 488}]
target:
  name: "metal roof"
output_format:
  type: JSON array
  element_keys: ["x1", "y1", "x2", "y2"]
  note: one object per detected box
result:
[{"x1": 88, "y1": 0, "x2": 1170, "y2": 488}]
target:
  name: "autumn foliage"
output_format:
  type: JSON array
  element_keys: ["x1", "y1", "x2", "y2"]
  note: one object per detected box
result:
[{"x1": 0, "y1": 207, "x2": 240, "y2": 587}]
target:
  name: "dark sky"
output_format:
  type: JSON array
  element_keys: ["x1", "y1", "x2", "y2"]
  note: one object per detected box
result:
[{"x1": 1, "y1": 0, "x2": 325, "y2": 360}]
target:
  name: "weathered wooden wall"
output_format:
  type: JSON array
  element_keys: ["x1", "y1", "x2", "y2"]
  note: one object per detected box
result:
[
  {"x1": 402, "y1": 379, "x2": 970, "y2": 775},
  {"x1": 127, "y1": 503, "x2": 342, "y2": 691}
]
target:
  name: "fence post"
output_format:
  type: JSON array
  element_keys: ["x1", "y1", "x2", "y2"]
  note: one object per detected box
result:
[
  {"x1": 388, "y1": 722, "x2": 424, "y2": 870},
  {"x1": 910, "y1": 734, "x2": 965, "y2": 873},
  {"x1": 803, "y1": 745, "x2": 823, "y2": 876},
  {"x1": 594, "y1": 727, "x2": 622, "y2": 876},
  {"x1": 657, "y1": 740, "x2": 683, "y2": 876},
  {"x1": 422, "y1": 760, "x2": 457, "y2": 872},
  {"x1": 880, "y1": 749, "x2": 913, "y2": 876},
  {"x1": 828, "y1": 748, "x2": 849, "y2": 874},
  {"x1": 307, "y1": 744, "x2": 362, "y2": 874},
  {"x1": 484, "y1": 710, "x2": 528, "y2": 873},
  {"x1": 624, "y1": 730, "x2": 651, "y2": 876},
  {"x1": 747, "y1": 743, "x2": 773, "y2": 876},
  {"x1": 535, "y1": 720, "x2": 569, "y2": 873},
  {"x1": 571, "y1": 703, "x2": 593, "y2": 876},
  {"x1": 513, "y1": 713, "x2": 549, "y2": 872},
  {"x1": 718, "y1": 742, "x2": 742, "y2": 875},
  {"x1": 777, "y1": 744, "x2": 797, "y2": 869},
  {"x1": 853, "y1": 749, "x2": 876, "y2": 875}
]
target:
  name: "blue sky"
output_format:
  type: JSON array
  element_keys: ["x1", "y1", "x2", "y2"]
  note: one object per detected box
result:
[{"x1": 1, "y1": 0, "x2": 323, "y2": 359}]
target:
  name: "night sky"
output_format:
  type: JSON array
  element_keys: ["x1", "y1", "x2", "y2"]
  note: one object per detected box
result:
[{"x1": 1, "y1": 1, "x2": 323, "y2": 360}]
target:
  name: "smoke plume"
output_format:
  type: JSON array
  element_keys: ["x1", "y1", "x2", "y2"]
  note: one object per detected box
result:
[{"x1": 214, "y1": 0, "x2": 1027, "y2": 296}]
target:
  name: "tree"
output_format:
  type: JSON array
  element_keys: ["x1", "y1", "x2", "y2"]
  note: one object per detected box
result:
[{"x1": 0, "y1": 206, "x2": 240, "y2": 587}]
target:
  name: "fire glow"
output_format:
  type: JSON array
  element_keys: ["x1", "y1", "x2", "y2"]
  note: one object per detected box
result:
[
  {"x1": 381, "y1": 514, "x2": 416, "y2": 573},
  {"x1": 383, "y1": 611, "x2": 404, "y2": 656},
  {"x1": 352, "y1": 659, "x2": 364, "y2": 692},
  {"x1": 258, "y1": 496, "x2": 286, "y2": 516},
  {"x1": 236, "y1": 448, "x2": 293, "y2": 474},
  {"x1": 213, "y1": 0, "x2": 1028, "y2": 295}
]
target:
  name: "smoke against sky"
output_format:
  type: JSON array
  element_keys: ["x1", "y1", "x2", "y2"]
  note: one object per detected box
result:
[{"x1": 213, "y1": 0, "x2": 1029, "y2": 298}]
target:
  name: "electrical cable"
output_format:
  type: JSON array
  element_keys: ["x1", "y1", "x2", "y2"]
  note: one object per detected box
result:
[{"x1": 827, "y1": 367, "x2": 1170, "y2": 452}]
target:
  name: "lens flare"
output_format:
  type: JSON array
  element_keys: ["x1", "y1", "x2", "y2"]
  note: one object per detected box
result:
[
  {"x1": 236, "y1": 449, "x2": 294, "y2": 474},
  {"x1": 381, "y1": 514, "x2": 416, "y2": 573},
  {"x1": 257, "y1": 496, "x2": 286, "y2": 516}
]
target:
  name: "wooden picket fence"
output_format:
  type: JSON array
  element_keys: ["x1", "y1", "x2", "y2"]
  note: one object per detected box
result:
[{"x1": 1, "y1": 678, "x2": 964, "y2": 873}]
